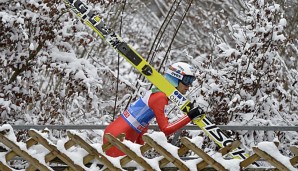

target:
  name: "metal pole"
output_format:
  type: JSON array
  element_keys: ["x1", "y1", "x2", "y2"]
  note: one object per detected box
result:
[{"x1": 9, "y1": 125, "x2": 298, "y2": 131}]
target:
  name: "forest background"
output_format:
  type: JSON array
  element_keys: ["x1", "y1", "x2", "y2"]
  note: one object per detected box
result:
[{"x1": 1, "y1": 0, "x2": 298, "y2": 157}]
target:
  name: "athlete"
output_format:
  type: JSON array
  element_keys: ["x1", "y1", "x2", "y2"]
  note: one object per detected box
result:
[{"x1": 103, "y1": 62, "x2": 204, "y2": 157}]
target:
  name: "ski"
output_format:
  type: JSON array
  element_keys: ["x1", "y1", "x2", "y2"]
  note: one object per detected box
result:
[{"x1": 63, "y1": 0, "x2": 256, "y2": 164}]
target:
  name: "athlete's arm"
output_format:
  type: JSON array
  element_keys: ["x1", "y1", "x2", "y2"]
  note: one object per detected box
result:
[{"x1": 148, "y1": 92, "x2": 191, "y2": 136}]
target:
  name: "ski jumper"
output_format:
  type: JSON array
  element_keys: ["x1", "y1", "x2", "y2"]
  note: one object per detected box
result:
[{"x1": 103, "y1": 90, "x2": 191, "y2": 157}]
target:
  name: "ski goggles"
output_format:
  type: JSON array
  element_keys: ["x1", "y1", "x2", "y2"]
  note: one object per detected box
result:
[{"x1": 180, "y1": 75, "x2": 196, "y2": 86}]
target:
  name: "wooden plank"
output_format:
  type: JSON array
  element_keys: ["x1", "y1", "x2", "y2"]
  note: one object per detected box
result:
[
  {"x1": 0, "y1": 132, "x2": 51, "y2": 171},
  {"x1": 253, "y1": 147, "x2": 291, "y2": 171},
  {"x1": 196, "y1": 160, "x2": 209, "y2": 170},
  {"x1": 240, "y1": 154, "x2": 260, "y2": 168},
  {"x1": 26, "y1": 138, "x2": 39, "y2": 149},
  {"x1": 82, "y1": 154, "x2": 94, "y2": 164},
  {"x1": 178, "y1": 141, "x2": 207, "y2": 171},
  {"x1": 181, "y1": 137, "x2": 227, "y2": 171},
  {"x1": 178, "y1": 145, "x2": 190, "y2": 156},
  {"x1": 158, "y1": 157, "x2": 174, "y2": 168},
  {"x1": 45, "y1": 152, "x2": 59, "y2": 163},
  {"x1": 120, "y1": 155, "x2": 133, "y2": 167},
  {"x1": 120, "y1": 143, "x2": 152, "y2": 166},
  {"x1": 28, "y1": 130, "x2": 84, "y2": 171},
  {"x1": 105, "y1": 133, "x2": 155, "y2": 171},
  {"x1": 290, "y1": 146, "x2": 298, "y2": 156},
  {"x1": 64, "y1": 139, "x2": 76, "y2": 150},
  {"x1": 140, "y1": 143, "x2": 152, "y2": 154},
  {"x1": 142, "y1": 134, "x2": 189, "y2": 171},
  {"x1": 289, "y1": 146, "x2": 298, "y2": 166},
  {"x1": 159, "y1": 145, "x2": 190, "y2": 168},
  {"x1": 179, "y1": 137, "x2": 211, "y2": 171},
  {"x1": 290, "y1": 156, "x2": 298, "y2": 166},
  {"x1": 5, "y1": 138, "x2": 38, "y2": 161},
  {"x1": 26, "y1": 164, "x2": 37, "y2": 171},
  {"x1": 5, "y1": 150, "x2": 17, "y2": 161},
  {"x1": 102, "y1": 133, "x2": 125, "y2": 152},
  {"x1": 219, "y1": 140, "x2": 241, "y2": 155},
  {"x1": 66, "y1": 131, "x2": 122, "y2": 171}
]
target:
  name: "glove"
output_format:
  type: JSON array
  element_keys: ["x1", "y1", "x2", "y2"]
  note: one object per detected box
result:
[{"x1": 187, "y1": 105, "x2": 204, "y2": 120}]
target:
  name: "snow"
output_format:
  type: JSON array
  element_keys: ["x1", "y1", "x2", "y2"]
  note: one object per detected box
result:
[
  {"x1": 257, "y1": 141, "x2": 297, "y2": 171},
  {"x1": 29, "y1": 43, "x2": 35, "y2": 50},
  {"x1": 0, "y1": 124, "x2": 16, "y2": 142},
  {"x1": 122, "y1": 140, "x2": 163, "y2": 170},
  {"x1": 212, "y1": 153, "x2": 241, "y2": 171}
]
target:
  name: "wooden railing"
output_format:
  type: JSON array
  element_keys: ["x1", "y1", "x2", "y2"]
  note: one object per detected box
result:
[{"x1": 0, "y1": 126, "x2": 297, "y2": 171}]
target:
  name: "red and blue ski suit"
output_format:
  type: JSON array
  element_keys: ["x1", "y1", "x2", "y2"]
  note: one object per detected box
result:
[{"x1": 103, "y1": 90, "x2": 191, "y2": 157}]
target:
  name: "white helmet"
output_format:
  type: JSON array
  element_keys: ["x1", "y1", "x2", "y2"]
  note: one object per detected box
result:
[{"x1": 164, "y1": 62, "x2": 196, "y2": 87}]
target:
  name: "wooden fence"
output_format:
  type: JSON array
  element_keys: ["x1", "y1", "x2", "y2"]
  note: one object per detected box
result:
[{"x1": 0, "y1": 127, "x2": 297, "y2": 171}]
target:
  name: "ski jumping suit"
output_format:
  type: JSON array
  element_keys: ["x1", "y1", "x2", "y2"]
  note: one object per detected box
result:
[{"x1": 103, "y1": 90, "x2": 191, "y2": 157}]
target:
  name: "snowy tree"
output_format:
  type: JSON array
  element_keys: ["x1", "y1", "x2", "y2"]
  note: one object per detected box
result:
[
  {"x1": 1, "y1": 0, "x2": 70, "y2": 125},
  {"x1": 191, "y1": 0, "x2": 298, "y2": 154},
  {"x1": 0, "y1": 0, "x2": 122, "y2": 126}
]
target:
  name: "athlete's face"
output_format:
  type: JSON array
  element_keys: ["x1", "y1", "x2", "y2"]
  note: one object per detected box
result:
[{"x1": 177, "y1": 81, "x2": 190, "y2": 95}]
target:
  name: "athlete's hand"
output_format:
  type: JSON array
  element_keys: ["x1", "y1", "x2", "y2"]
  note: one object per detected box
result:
[{"x1": 187, "y1": 105, "x2": 204, "y2": 120}]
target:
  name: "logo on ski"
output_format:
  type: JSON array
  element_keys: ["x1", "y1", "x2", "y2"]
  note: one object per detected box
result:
[{"x1": 201, "y1": 117, "x2": 249, "y2": 160}]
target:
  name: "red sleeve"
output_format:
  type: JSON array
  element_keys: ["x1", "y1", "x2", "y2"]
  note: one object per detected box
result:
[{"x1": 148, "y1": 92, "x2": 191, "y2": 136}]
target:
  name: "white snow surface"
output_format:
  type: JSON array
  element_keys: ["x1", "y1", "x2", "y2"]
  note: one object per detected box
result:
[{"x1": 257, "y1": 141, "x2": 297, "y2": 171}]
